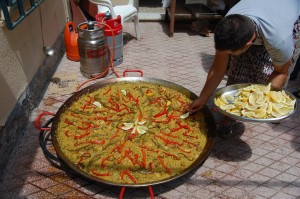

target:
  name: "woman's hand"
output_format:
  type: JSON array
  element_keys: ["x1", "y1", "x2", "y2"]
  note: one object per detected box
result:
[
  {"x1": 187, "y1": 98, "x2": 205, "y2": 114},
  {"x1": 187, "y1": 51, "x2": 229, "y2": 114}
]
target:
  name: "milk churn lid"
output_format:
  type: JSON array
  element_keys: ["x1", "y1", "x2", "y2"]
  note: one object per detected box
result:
[{"x1": 87, "y1": 21, "x2": 94, "y2": 30}]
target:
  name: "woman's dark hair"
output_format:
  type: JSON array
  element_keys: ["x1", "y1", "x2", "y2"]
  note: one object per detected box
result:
[{"x1": 214, "y1": 14, "x2": 255, "y2": 51}]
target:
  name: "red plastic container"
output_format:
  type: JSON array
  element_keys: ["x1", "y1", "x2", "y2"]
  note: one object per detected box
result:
[
  {"x1": 95, "y1": 13, "x2": 122, "y2": 37},
  {"x1": 64, "y1": 22, "x2": 80, "y2": 61},
  {"x1": 95, "y1": 13, "x2": 123, "y2": 66}
]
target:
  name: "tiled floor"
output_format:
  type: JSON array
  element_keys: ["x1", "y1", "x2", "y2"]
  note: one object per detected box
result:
[{"x1": 1, "y1": 21, "x2": 300, "y2": 199}]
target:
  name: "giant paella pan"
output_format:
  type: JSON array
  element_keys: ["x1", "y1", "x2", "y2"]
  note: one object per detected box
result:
[{"x1": 48, "y1": 77, "x2": 216, "y2": 187}]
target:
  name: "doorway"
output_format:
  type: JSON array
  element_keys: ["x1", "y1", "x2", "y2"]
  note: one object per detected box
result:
[{"x1": 138, "y1": 0, "x2": 165, "y2": 20}]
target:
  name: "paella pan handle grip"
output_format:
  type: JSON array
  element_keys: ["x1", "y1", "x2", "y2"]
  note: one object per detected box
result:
[
  {"x1": 35, "y1": 112, "x2": 55, "y2": 131},
  {"x1": 122, "y1": 69, "x2": 144, "y2": 77},
  {"x1": 119, "y1": 186, "x2": 154, "y2": 199},
  {"x1": 39, "y1": 117, "x2": 63, "y2": 169}
]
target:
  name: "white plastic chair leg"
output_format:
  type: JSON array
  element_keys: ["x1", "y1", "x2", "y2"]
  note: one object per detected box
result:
[{"x1": 134, "y1": 15, "x2": 140, "y2": 40}]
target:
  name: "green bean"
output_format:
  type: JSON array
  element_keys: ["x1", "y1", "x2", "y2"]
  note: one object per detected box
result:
[
  {"x1": 152, "y1": 138, "x2": 169, "y2": 151},
  {"x1": 86, "y1": 153, "x2": 102, "y2": 172},
  {"x1": 68, "y1": 145, "x2": 95, "y2": 152},
  {"x1": 178, "y1": 153, "x2": 194, "y2": 161}
]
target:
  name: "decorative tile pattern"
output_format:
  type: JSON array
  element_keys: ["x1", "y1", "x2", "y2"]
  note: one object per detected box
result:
[{"x1": 0, "y1": 21, "x2": 300, "y2": 199}]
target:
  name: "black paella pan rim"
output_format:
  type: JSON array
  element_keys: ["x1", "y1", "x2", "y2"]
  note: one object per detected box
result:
[{"x1": 50, "y1": 77, "x2": 216, "y2": 187}]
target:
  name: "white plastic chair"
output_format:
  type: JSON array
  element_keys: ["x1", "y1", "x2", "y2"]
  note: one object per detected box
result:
[{"x1": 89, "y1": 0, "x2": 140, "y2": 40}]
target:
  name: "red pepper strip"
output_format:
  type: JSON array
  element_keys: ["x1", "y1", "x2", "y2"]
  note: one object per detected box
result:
[
  {"x1": 163, "y1": 152, "x2": 179, "y2": 160},
  {"x1": 138, "y1": 111, "x2": 143, "y2": 122},
  {"x1": 155, "y1": 98, "x2": 162, "y2": 107},
  {"x1": 152, "y1": 119, "x2": 165, "y2": 123},
  {"x1": 128, "y1": 131, "x2": 138, "y2": 139},
  {"x1": 109, "y1": 134, "x2": 118, "y2": 141},
  {"x1": 149, "y1": 100, "x2": 156, "y2": 104},
  {"x1": 134, "y1": 153, "x2": 139, "y2": 164},
  {"x1": 176, "y1": 95, "x2": 186, "y2": 105},
  {"x1": 91, "y1": 139, "x2": 105, "y2": 145},
  {"x1": 122, "y1": 96, "x2": 130, "y2": 103},
  {"x1": 77, "y1": 122, "x2": 92, "y2": 130},
  {"x1": 93, "y1": 110, "x2": 106, "y2": 114},
  {"x1": 141, "y1": 148, "x2": 147, "y2": 168},
  {"x1": 106, "y1": 105, "x2": 120, "y2": 112},
  {"x1": 109, "y1": 93, "x2": 113, "y2": 102},
  {"x1": 121, "y1": 170, "x2": 137, "y2": 183},
  {"x1": 74, "y1": 139, "x2": 105, "y2": 146},
  {"x1": 149, "y1": 162, "x2": 153, "y2": 171},
  {"x1": 104, "y1": 85, "x2": 112, "y2": 95},
  {"x1": 176, "y1": 121, "x2": 190, "y2": 129},
  {"x1": 171, "y1": 126, "x2": 184, "y2": 132},
  {"x1": 81, "y1": 104, "x2": 86, "y2": 112},
  {"x1": 161, "y1": 131, "x2": 178, "y2": 139},
  {"x1": 157, "y1": 156, "x2": 171, "y2": 174},
  {"x1": 87, "y1": 96, "x2": 92, "y2": 106},
  {"x1": 64, "y1": 118, "x2": 74, "y2": 125},
  {"x1": 83, "y1": 105, "x2": 95, "y2": 109},
  {"x1": 127, "y1": 93, "x2": 139, "y2": 105},
  {"x1": 76, "y1": 152, "x2": 91, "y2": 165},
  {"x1": 125, "y1": 150, "x2": 137, "y2": 165},
  {"x1": 91, "y1": 169, "x2": 110, "y2": 177},
  {"x1": 177, "y1": 146, "x2": 192, "y2": 153},
  {"x1": 120, "y1": 103, "x2": 131, "y2": 111},
  {"x1": 118, "y1": 89, "x2": 121, "y2": 99},
  {"x1": 70, "y1": 113, "x2": 83, "y2": 120},
  {"x1": 110, "y1": 129, "x2": 120, "y2": 141},
  {"x1": 65, "y1": 130, "x2": 73, "y2": 137},
  {"x1": 117, "y1": 155, "x2": 126, "y2": 164},
  {"x1": 109, "y1": 99, "x2": 120, "y2": 111},
  {"x1": 74, "y1": 130, "x2": 90, "y2": 140},
  {"x1": 165, "y1": 112, "x2": 175, "y2": 124},
  {"x1": 183, "y1": 130, "x2": 198, "y2": 139},
  {"x1": 93, "y1": 116, "x2": 109, "y2": 122},
  {"x1": 155, "y1": 135, "x2": 183, "y2": 146},
  {"x1": 183, "y1": 139, "x2": 198, "y2": 147},
  {"x1": 86, "y1": 96, "x2": 93, "y2": 106},
  {"x1": 154, "y1": 105, "x2": 167, "y2": 118},
  {"x1": 111, "y1": 141, "x2": 126, "y2": 153},
  {"x1": 101, "y1": 154, "x2": 112, "y2": 168},
  {"x1": 153, "y1": 112, "x2": 178, "y2": 124},
  {"x1": 181, "y1": 103, "x2": 189, "y2": 111},
  {"x1": 118, "y1": 150, "x2": 137, "y2": 165},
  {"x1": 119, "y1": 107, "x2": 131, "y2": 113},
  {"x1": 139, "y1": 145, "x2": 159, "y2": 153},
  {"x1": 148, "y1": 98, "x2": 161, "y2": 107}
]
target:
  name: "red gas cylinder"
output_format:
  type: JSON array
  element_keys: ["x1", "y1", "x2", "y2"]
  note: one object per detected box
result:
[
  {"x1": 64, "y1": 22, "x2": 80, "y2": 61},
  {"x1": 95, "y1": 12, "x2": 123, "y2": 66}
]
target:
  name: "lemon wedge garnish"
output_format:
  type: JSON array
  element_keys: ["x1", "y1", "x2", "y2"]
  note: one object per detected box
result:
[
  {"x1": 121, "y1": 89, "x2": 127, "y2": 96},
  {"x1": 137, "y1": 126, "x2": 148, "y2": 134},
  {"x1": 166, "y1": 100, "x2": 172, "y2": 106},
  {"x1": 121, "y1": 123, "x2": 134, "y2": 130},
  {"x1": 180, "y1": 112, "x2": 189, "y2": 119},
  {"x1": 137, "y1": 120, "x2": 146, "y2": 125},
  {"x1": 121, "y1": 119, "x2": 148, "y2": 135},
  {"x1": 93, "y1": 101, "x2": 102, "y2": 108}
]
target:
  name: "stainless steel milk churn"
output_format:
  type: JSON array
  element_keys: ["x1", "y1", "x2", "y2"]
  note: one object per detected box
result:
[{"x1": 77, "y1": 21, "x2": 109, "y2": 78}]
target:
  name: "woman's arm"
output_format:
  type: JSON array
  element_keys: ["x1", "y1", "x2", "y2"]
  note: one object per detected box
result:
[
  {"x1": 188, "y1": 51, "x2": 230, "y2": 113},
  {"x1": 269, "y1": 58, "x2": 292, "y2": 89}
]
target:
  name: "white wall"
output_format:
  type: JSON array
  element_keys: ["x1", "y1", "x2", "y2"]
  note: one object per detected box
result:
[{"x1": 0, "y1": 0, "x2": 68, "y2": 126}]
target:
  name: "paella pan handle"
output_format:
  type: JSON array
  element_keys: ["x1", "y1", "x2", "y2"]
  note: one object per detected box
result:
[
  {"x1": 35, "y1": 111, "x2": 55, "y2": 131},
  {"x1": 39, "y1": 117, "x2": 64, "y2": 170},
  {"x1": 119, "y1": 186, "x2": 154, "y2": 199},
  {"x1": 122, "y1": 69, "x2": 144, "y2": 77}
]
